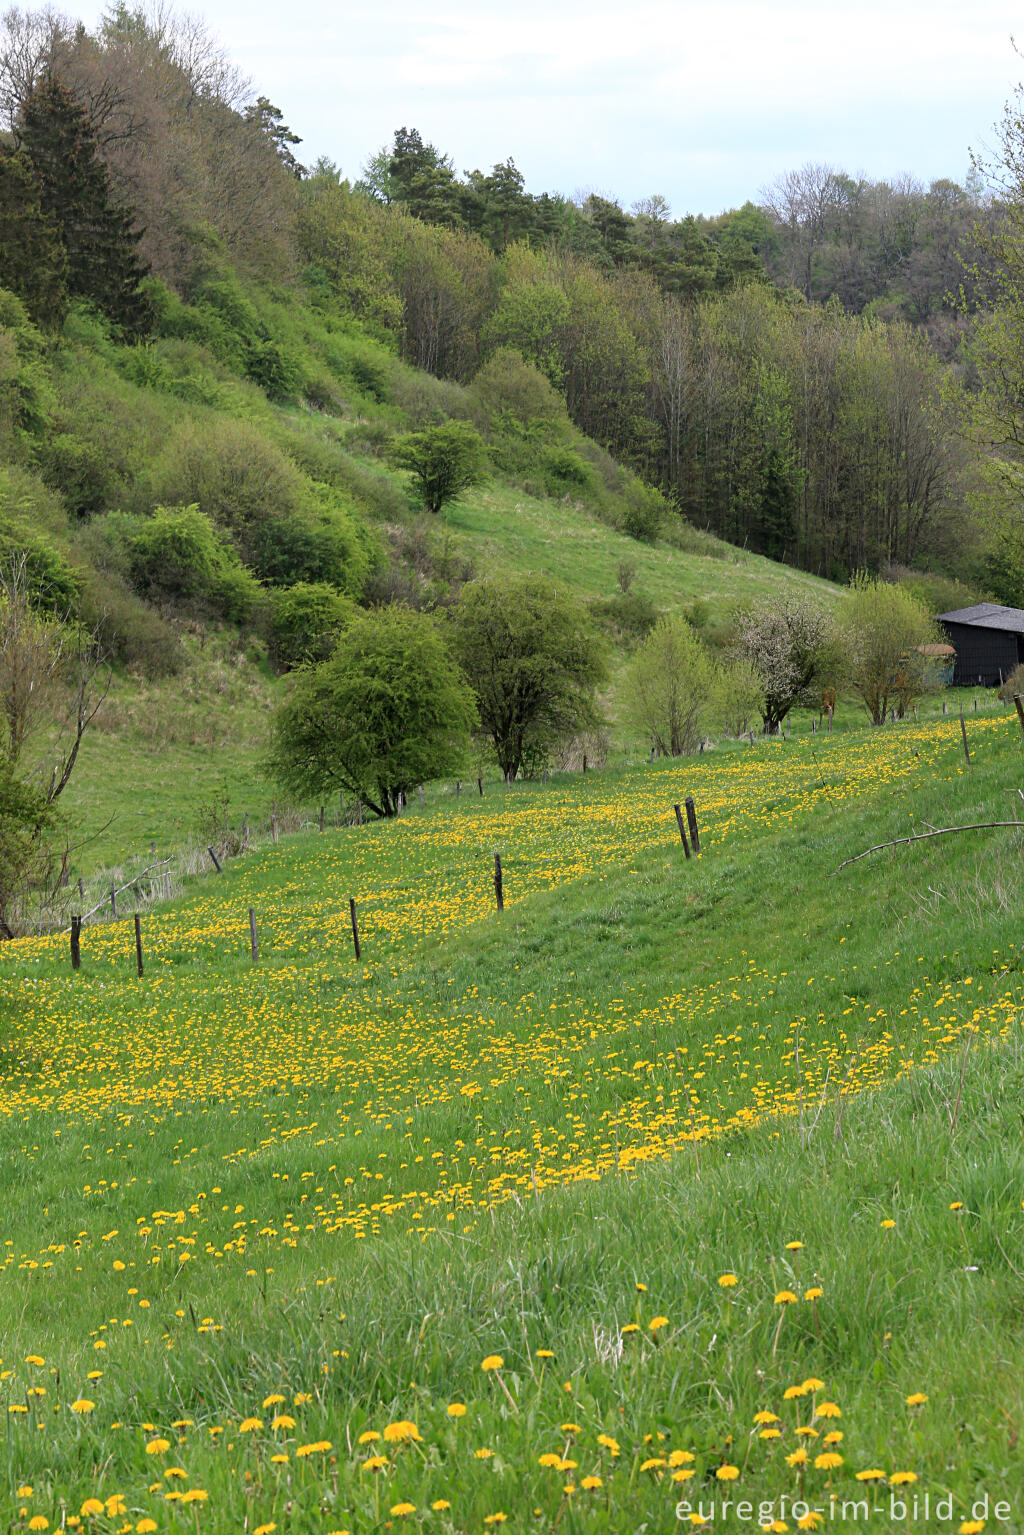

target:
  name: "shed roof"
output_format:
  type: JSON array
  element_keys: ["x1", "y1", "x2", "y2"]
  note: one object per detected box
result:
[{"x1": 937, "y1": 603, "x2": 1024, "y2": 635}]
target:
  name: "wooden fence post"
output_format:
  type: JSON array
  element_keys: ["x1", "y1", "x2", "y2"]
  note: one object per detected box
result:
[
  {"x1": 164, "y1": 872, "x2": 172, "y2": 900},
  {"x1": 109, "y1": 885, "x2": 117, "y2": 919},
  {"x1": 1014, "y1": 694, "x2": 1024, "y2": 738},
  {"x1": 207, "y1": 846, "x2": 222, "y2": 873},
  {"x1": 673, "y1": 804, "x2": 692, "y2": 858},
  {"x1": 418, "y1": 785, "x2": 424, "y2": 807},
  {"x1": 477, "y1": 776, "x2": 484, "y2": 796},
  {"x1": 349, "y1": 898, "x2": 360, "y2": 960},
  {"x1": 456, "y1": 779, "x2": 461, "y2": 799},
  {"x1": 70, "y1": 914, "x2": 81, "y2": 972},
  {"x1": 248, "y1": 907, "x2": 258, "y2": 964},
  {"x1": 77, "y1": 876, "x2": 84, "y2": 900},
  {"x1": 960, "y1": 705, "x2": 971, "y2": 767},
  {"x1": 494, "y1": 852, "x2": 504, "y2": 911},
  {"x1": 685, "y1": 796, "x2": 700, "y2": 853},
  {"x1": 134, "y1": 913, "x2": 144, "y2": 978},
  {"x1": 319, "y1": 805, "x2": 325, "y2": 832}
]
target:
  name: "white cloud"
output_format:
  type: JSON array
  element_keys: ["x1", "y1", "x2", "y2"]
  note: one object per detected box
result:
[{"x1": 44, "y1": 0, "x2": 1023, "y2": 209}]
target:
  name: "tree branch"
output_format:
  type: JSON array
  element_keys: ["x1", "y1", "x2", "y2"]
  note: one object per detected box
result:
[{"x1": 833, "y1": 822, "x2": 1022, "y2": 873}]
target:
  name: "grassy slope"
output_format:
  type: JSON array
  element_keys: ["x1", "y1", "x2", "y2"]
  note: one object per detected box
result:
[{"x1": 2, "y1": 708, "x2": 1024, "y2": 1528}]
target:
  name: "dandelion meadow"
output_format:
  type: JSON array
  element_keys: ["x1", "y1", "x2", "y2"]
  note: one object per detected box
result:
[{"x1": 2, "y1": 714, "x2": 1024, "y2": 1530}]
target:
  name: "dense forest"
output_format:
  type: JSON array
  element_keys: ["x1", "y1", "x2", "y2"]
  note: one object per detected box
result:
[{"x1": 3, "y1": 0, "x2": 1024, "y2": 634}]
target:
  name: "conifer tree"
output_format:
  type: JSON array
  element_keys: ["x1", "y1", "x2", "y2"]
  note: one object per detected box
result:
[
  {"x1": 0, "y1": 147, "x2": 67, "y2": 329},
  {"x1": 16, "y1": 77, "x2": 151, "y2": 335}
]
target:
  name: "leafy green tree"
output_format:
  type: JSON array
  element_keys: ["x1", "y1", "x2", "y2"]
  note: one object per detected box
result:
[
  {"x1": 0, "y1": 147, "x2": 67, "y2": 330},
  {"x1": 624, "y1": 613, "x2": 718, "y2": 757},
  {"x1": 730, "y1": 596, "x2": 839, "y2": 733},
  {"x1": 123, "y1": 504, "x2": 261, "y2": 622},
  {"x1": 450, "y1": 577, "x2": 605, "y2": 778},
  {"x1": 393, "y1": 421, "x2": 487, "y2": 513},
  {"x1": 266, "y1": 604, "x2": 476, "y2": 817},
  {"x1": 16, "y1": 76, "x2": 151, "y2": 334},
  {"x1": 841, "y1": 576, "x2": 941, "y2": 724}
]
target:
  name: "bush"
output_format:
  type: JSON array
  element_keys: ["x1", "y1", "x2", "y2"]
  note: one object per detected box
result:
[
  {"x1": 587, "y1": 590, "x2": 659, "y2": 648},
  {"x1": 121, "y1": 504, "x2": 262, "y2": 623},
  {"x1": 0, "y1": 520, "x2": 79, "y2": 613},
  {"x1": 149, "y1": 417, "x2": 307, "y2": 545},
  {"x1": 38, "y1": 432, "x2": 123, "y2": 518},
  {"x1": 997, "y1": 662, "x2": 1024, "y2": 702},
  {"x1": 620, "y1": 480, "x2": 667, "y2": 542},
  {"x1": 76, "y1": 567, "x2": 182, "y2": 676},
  {"x1": 539, "y1": 445, "x2": 593, "y2": 495},
  {"x1": 267, "y1": 582, "x2": 355, "y2": 670},
  {"x1": 471, "y1": 349, "x2": 567, "y2": 434}
]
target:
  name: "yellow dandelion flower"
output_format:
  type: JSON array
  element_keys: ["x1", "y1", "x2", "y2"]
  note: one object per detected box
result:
[
  {"x1": 760, "y1": 1428, "x2": 782, "y2": 1440},
  {"x1": 70, "y1": 1399, "x2": 95, "y2": 1413},
  {"x1": 814, "y1": 1452, "x2": 843, "y2": 1470},
  {"x1": 484, "y1": 1515, "x2": 508, "y2": 1525},
  {"x1": 145, "y1": 1438, "x2": 171, "y2": 1455},
  {"x1": 786, "y1": 1449, "x2": 808, "y2": 1468},
  {"x1": 794, "y1": 1426, "x2": 819, "y2": 1438},
  {"x1": 81, "y1": 1501, "x2": 105, "y2": 1517},
  {"x1": 270, "y1": 1454, "x2": 289, "y2": 1464},
  {"x1": 802, "y1": 1378, "x2": 824, "y2": 1391},
  {"x1": 905, "y1": 1392, "x2": 928, "y2": 1406},
  {"x1": 271, "y1": 1414, "x2": 295, "y2": 1430},
  {"x1": 640, "y1": 1457, "x2": 665, "y2": 1471},
  {"x1": 959, "y1": 1522, "x2": 986, "y2": 1534},
  {"x1": 815, "y1": 1402, "x2": 841, "y2": 1419},
  {"x1": 480, "y1": 1354, "x2": 503, "y2": 1371},
  {"x1": 580, "y1": 1476, "x2": 603, "y2": 1490},
  {"x1": 716, "y1": 1464, "x2": 740, "y2": 1481},
  {"x1": 561, "y1": 1422, "x2": 582, "y2": 1433},
  {"x1": 383, "y1": 1420, "x2": 422, "y2": 1444},
  {"x1": 25, "y1": 1355, "x2": 44, "y2": 1366},
  {"x1": 754, "y1": 1411, "x2": 781, "y2": 1424},
  {"x1": 804, "y1": 1287, "x2": 823, "y2": 1301},
  {"x1": 783, "y1": 1385, "x2": 809, "y2": 1400},
  {"x1": 949, "y1": 1202, "x2": 964, "y2": 1211},
  {"x1": 361, "y1": 1455, "x2": 388, "y2": 1472},
  {"x1": 28, "y1": 1518, "x2": 48, "y2": 1531},
  {"x1": 136, "y1": 1522, "x2": 158, "y2": 1534},
  {"x1": 668, "y1": 1450, "x2": 695, "y2": 1466},
  {"x1": 890, "y1": 1471, "x2": 917, "y2": 1486},
  {"x1": 295, "y1": 1440, "x2": 331, "y2": 1456},
  {"x1": 671, "y1": 1468, "x2": 695, "y2": 1482},
  {"x1": 855, "y1": 1469, "x2": 886, "y2": 1482},
  {"x1": 390, "y1": 1503, "x2": 416, "y2": 1517},
  {"x1": 431, "y1": 1501, "x2": 451, "y2": 1512},
  {"x1": 262, "y1": 1394, "x2": 285, "y2": 1408},
  {"x1": 649, "y1": 1315, "x2": 669, "y2": 1331},
  {"x1": 475, "y1": 1447, "x2": 494, "y2": 1459},
  {"x1": 718, "y1": 1273, "x2": 738, "y2": 1287},
  {"x1": 238, "y1": 1417, "x2": 263, "y2": 1433},
  {"x1": 621, "y1": 1323, "x2": 640, "y2": 1334},
  {"x1": 881, "y1": 1219, "x2": 896, "y2": 1229},
  {"x1": 597, "y1": 1434, "x2": 620, "y2": 1455},
  {"x1": 536, "y1": 1349, "x2": 554, "y2": 1359},
  {"x1": 253, "y1": 1525, "x2": 277, "y2": 1535},
  {"x1": 447, "y1": 1403, "x2": 466, "y2": 1418},
  {"x1": 797, "y1": 1516, "x2": 825, "y2": 1530},
  {"x1": 823, "y1": 1432, "x2": 843, "y2": 1445},
  {"x1": 538, "y1": 1452, "x2": 563, "y2": 1467},
  {"x1": 16, "y1": 1487, "x2": 33, "y2": 1499},
  {"x1": 785, "y1": 1241, "x2": 804, "y2": 1251}
]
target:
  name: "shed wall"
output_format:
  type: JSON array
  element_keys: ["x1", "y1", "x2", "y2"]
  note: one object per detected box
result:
[{"x1": 940, "y1": 622, "x2": 1022, "y2": 686}]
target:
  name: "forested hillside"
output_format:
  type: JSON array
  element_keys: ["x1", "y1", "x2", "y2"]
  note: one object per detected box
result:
[{"x1": 2, "y1": 2, "x2": 1024, "y2": 667}]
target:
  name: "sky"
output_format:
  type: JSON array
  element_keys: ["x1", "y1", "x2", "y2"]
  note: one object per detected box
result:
[{"x1": 58, "y1": 0, "x2": 1024, "y2": 214}]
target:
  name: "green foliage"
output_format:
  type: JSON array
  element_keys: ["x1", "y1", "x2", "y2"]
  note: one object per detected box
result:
[
  {"x1": 450, "y1": 577, "x2": 606, "y2": 777},
  {"x1": 267, "y1": 604, "x2": 476, "y2": 816},
  {"x1": 0, "y1": 761, "x2": 57, "y2": 939},
  {"x1": 619, "y1": 479, "x2": 668, "y2": 542},
  {"x1": 470, "y1": 348, "x2": 568, "y2": 436},
  {"x1": 267, "y1": 582, "x2": 355, "y2": 671},
  {"x1": 624, "y1": 613, "x2": 719, "y2": 756},
  {"x1": 0, "y1": 290, "x2": 55, "y2": 448},
  {"x1": 587, "y1": 588, "x2": 659, "y2": 648},
  {"x1": 841, "y1": 575, "x2": 941, "y2": 724},
  {"x1": 120, "y1": 504, "x2": 261, "y2": 622},
  {"x1": 38, "y1": 432, "x2": 120, "y2": 518},
  {"x1": 393, "y1": 421, "x2": 488, "y2": 514}
]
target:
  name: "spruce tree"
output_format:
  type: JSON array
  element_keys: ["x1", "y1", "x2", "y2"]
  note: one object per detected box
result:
[
  {"x1": 0, "y1": 147, "x2": 68, "y2": 329},
  {"x1": 16, "y1": 77, "x2": 152, "y2": 335}
]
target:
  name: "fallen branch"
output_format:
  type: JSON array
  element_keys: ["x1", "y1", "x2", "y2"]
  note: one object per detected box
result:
[
  {"x1": 76, "y1": 858, "x2": 173, "y2": 925},
  {"x1": 833, "y1": 822, "x2": 1022, "y2": 873}
]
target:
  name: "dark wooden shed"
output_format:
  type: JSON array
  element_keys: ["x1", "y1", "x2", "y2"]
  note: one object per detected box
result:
[{"x1": 937, "y1": 603, "x2": 1024, "y2": 686}]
